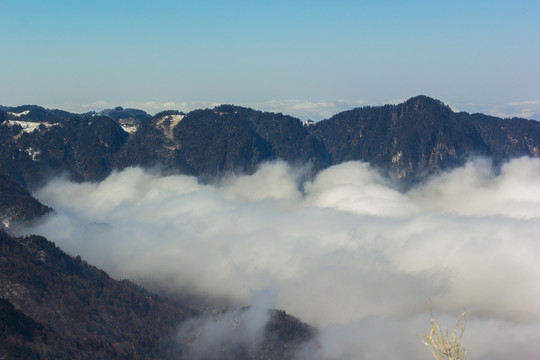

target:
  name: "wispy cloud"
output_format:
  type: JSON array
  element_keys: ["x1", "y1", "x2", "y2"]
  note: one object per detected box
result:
[
  {"x1": 177, "y1": 288, "x2": 275, "y2": 359},
  {"x1": 502, "y1": 100, "x2": 540, "y2": 120},
  {"x1": 122, "y1": 101, "x2": 222, "y2": 114},
  {"x1": 449, "y1": 99, "x2": 540, "y2": 120},
  {"x1": 253, "y1": 99, "x2": 367, "y2": 120}
]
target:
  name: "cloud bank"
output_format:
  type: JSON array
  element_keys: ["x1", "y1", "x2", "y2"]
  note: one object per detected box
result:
[{"x1": 24, "y1": 158, "x2": 540, "y2": 359}]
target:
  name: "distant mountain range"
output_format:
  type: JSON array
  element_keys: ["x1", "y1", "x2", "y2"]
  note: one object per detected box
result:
[
  {"x1": 2, "y1": 95, "x2": 539, "y2": 195},
  {"x1": 1, "y1": 95, "x2": 540, "y2": 358}
]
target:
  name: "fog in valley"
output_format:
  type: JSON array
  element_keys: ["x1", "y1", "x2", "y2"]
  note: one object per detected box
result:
[{"x1": 23, "y1": 158, "x2": 540, "y2": 359}]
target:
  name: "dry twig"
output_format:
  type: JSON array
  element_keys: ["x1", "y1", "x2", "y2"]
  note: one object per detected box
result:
[{"x1": 418, "y1": 302, "x2": 467, "y2": 360}]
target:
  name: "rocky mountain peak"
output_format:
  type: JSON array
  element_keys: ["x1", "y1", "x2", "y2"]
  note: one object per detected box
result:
[{"x1": 396, "y1": 95, "x2": 454, "y2": 121}]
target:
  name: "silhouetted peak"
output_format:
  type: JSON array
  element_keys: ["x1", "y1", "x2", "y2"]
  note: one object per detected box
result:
[
  {"x1": 397, "y1": 95, "x2": 453, "y2": 118},
  {"x1": 403, "y1": 95, "x2": 449, "y2": 109},
  {"x1": 153, "y1": 109, "x2": 184, "y2": 119},
  {"x1": 99, "y1": 107, "x2": 151, "y2": 124},
  {"x1": 213, "y1": 104, "x2": 254, "y2": 115}
]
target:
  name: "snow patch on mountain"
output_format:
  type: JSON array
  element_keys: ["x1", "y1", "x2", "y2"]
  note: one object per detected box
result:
[
  {"x1": 25, "y1": 147, "x2": 41, "y2": 161},
  {"x1": 8, "y1": 110, "x2": 30, "y2": 117},
  {"x1": 156, "y1": 114, "x2": 184, "y2": 140},
  {"x1": 5, "y1": 120, "x2": 59, "y2": 134},
  {"x1": 120, "y1": 124, "x2": 139, "y2": 134}
]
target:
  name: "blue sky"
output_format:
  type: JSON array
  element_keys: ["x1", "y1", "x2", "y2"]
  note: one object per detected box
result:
[{"x1": 1, "y1": 0, "x2": 539, "y2": 119}]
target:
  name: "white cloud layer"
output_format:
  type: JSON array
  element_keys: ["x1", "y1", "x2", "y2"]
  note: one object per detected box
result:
[
  {"x1": 449, "y1": 100, "x2": 540, "y2": 121},
  {"x1": 23, "y1": 158, "x2": 540, "y2": 359},
  {"x1": 492, "y1": 100, "x2": 540, "y2": 120},
  {"x1": 254, "y1": 99, "x2": 367, "y2": 120},
  {"x1": 44, "y1": 99, "x2": 367, "y2": 120}
]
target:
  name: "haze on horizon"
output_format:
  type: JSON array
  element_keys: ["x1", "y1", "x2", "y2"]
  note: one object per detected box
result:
[{"x1": 1, "y1": 0, "x2": 539, "y2": 120}]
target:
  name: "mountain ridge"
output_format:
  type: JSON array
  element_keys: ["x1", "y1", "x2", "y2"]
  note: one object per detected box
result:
[
  {"x1": 2, "y1": 95, "x2": 539, "y2": 194},
  {"x1": 310, "y1": 95, "x2": 538, "y2": 183}
]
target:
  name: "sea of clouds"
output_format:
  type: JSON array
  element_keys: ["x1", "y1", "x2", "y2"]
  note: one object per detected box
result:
[{"x1": 23, "y1": 157, "x2": 540, "y2": 359}]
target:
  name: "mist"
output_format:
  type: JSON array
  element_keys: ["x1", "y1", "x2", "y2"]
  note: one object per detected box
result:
[
  {"x1": 177, "y1": 289, "x2": 275, "y2": 360},
  {"x1": 23, "y1": 158, "x2": 540, "y2": 359}
]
